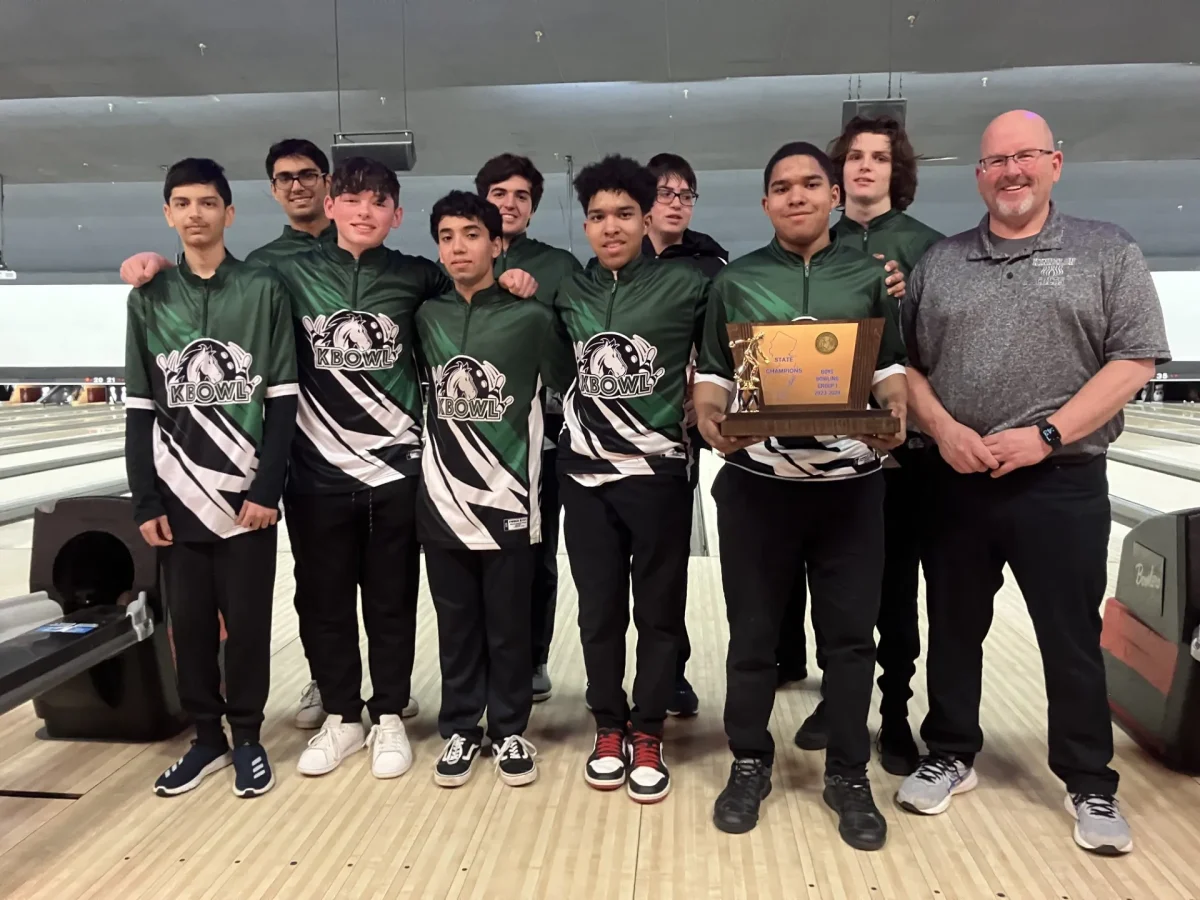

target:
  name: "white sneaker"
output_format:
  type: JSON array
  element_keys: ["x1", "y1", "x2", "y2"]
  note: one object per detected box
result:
[
  {"x1": 293, "y1": 681, "x2": 325, "y2": 730},
  {"x1": 297, "y1": 714, "x2": 365, "y2": 776},
  {"x1": 402, "y1": 696, "x2": 420, "y2": 719},
  {"x1": 367, "y1": 714, "x2": 413, "y2": 779}
]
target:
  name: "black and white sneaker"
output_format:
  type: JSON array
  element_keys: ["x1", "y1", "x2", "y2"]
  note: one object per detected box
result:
[
  {"x1": 584, "y1": 727, "x2": 627, "y2": 790},
  {"x1": 434, "y1": 733, "x2": 481, "y2": 788},
  {"x1": 626, "y1": 731, "x2": 670, "y2": 803},
  {"x1": 154, "y1": 742, "x2": 232, "y2": 797},
  {"x1": 492, "y1": 735, "x2": 538, "y2": 787},
  {"x1": 232, "y1": 742, "x2": 275, "y2": 798}
]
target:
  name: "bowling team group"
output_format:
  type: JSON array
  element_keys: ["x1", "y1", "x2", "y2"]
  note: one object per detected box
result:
[{"x1": 119, "y1": 107, "x2": 1170, "y2": 856}]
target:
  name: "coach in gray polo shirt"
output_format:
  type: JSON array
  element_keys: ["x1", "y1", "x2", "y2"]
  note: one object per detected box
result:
[{"x1": 895, "y1": 109, "x2": 1170, "y2": 857}]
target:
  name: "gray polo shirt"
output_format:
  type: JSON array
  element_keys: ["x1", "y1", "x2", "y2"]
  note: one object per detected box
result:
[{"x1": 902, "y1": 203, "x2": 1171, "y2": 459}]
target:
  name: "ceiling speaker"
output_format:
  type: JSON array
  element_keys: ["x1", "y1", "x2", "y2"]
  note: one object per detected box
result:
[
  {"x1": 330, "y1": 131, "x2": 417, "y2": 172},
  {"x1": 841, "y1": 98, "x2": 908, "y2": 128}
]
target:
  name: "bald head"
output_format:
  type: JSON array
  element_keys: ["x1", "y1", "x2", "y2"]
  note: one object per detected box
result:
[{"x1": 981, "y1": 110, "x2": 1054, "y2": 159}]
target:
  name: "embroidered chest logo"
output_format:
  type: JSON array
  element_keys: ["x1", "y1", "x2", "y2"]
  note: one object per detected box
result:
[
  {"x1": 434, "y1": 356, "x2": 514, "y2": 422},
  {"x1": 303, "y1": 309, "x2": 402, "y2": 370},
  {"x1": 1031, "y1": 256, "x2": 1077, "y2": 287},
  {"x1": 576, "y1": 332, "x2": 665, "y2": 399},
  {"x1": 156, "y1": 339, "x2": 262, "y2": 408}
]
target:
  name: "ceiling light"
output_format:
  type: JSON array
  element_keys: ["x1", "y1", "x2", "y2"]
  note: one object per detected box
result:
[
  {"x1": 211, "y1": 95, "x2": 221, "y2": 102},
  {"x1": 198, "y1": 43, "x2": 207, "y2": 56},
  {"x1": 534, "y1": 30, "x2": 543, "y2": 43}
]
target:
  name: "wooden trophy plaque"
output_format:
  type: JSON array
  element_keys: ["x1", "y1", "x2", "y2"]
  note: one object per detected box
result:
[{"x1": 719, "y1": 318, "x2": 900, "y2": 437}]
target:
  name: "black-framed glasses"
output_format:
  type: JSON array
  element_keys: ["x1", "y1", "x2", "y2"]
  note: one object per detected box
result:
[
  {"x1": 271, "y1": 169, "x2": 325, "y2": 189},
  {"x1": 656, "y1": 187, "x2": 698, "y2": 207},
  {"x1": 978, "y1": 149, "x2": 1055, "y2": 171}
]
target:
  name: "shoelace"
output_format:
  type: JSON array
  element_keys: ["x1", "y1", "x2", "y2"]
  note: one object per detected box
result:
[
  {"x1": 1073, "y1": 793, "x2": 1119, "y2": 820},
  {"x1": 629, "y1": 733, "x2": 661, "y2": 770},
  {"x1": 307, "y1": 721, "x2": 356, "y2": 752},
  {"x1": 913, "y1": 756, "x2": 961, "y2": 785},
  {"x1": 593, "y1": 729, "x2": 625, "y2": 759},
  {"x1": 494, "y1": 735, "x2": 536, "y2": 764},
  {"x1": 442, "y1": 734, "x2": 467, "y2": 765},
  {"x1": 829, "y1": 776, "x2": 877, "y2": 814},
  {"x1": 730, "y1": 758, "x2": 766, "y2": 786},
  {"x1": 721, "y1": 759, "x2": 768, "y2": 813},
  {"x1": 367, "y1": 722, "x2": 407, "y2": 753},
  {"x1": 299, "y1": 681, "x2": 319, "y2": 707}
]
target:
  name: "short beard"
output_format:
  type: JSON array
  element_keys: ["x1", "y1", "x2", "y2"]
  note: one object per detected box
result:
[{"x1": 994, "y1": 191, "x2": 1036, "y2": 220}]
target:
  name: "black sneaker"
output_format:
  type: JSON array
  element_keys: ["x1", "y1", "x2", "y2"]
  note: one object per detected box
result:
[
  {"x1": 713, "y1": 758, "x2": 773, "y2": 834},
  {"x1": 666, "y1": 676, "x2": 699, "y2": 718},
  {"x1": 584, "y1": 727, "x2": 628, "y2": 790},
  {"x1": 794, "y1": 701, "x2": 829, "y2": 751},
  {"x1": 434, "y1": 733, "x2": 482, "y2": 788},
  {"x1": 232, "y1": 742, "x2": 275, "y2": 798},
  {"x1": 626, "y1": 731, "x2": 670, "y2": 803},
  {"x1": 153, "y1": 741, "x2": 231, "y2": 797},
  {"x1": 823, "y1": 774, "x2": 888, "y2": 851},
  {"x1": 877, "y1": 717, "x2": 920, "y2": 777},
  {"x1": 492, "y1": 735, "x2": 538, "y2": 787},
  {"x1": 776, "y1": 665, "x2": 808, "y2": 688}
]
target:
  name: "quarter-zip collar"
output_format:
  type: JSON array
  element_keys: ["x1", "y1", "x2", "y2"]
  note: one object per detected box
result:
[
  {"x1": 968, "y1": 201, "x2": 1065, "y2": 260},
  {"x1": 587, "y1": 250, "x2": 649, "y2": 283},
  {"x1": 280, "y1": 221, "x2": 337, "y2": 245},
  {"x1": 321, "y1": 239, "x2": 391, "y2": 269},
  {"x1": 766, "y1": 232, "x2": 841, "y2": 268},
  {"x1": 178, "y1": 249, "x2": 236, "y2": 289},
  {"x1": 454, "y1": 282, "x2": 506, "y2": 306},
  {"x1": 835, "y1": 207, "x2": 901, "y2": 236}
]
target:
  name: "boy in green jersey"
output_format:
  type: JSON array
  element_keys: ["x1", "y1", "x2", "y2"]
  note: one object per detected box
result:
[
  {"x1": 125, "y1": 159, "x2": 298, "y2": 799},
  {"x1": 556, "y1": 156, "x2": 709, "y2": 805},
  {"x1": 416, "y1": 190, "x2": 571, "y2": 788}
]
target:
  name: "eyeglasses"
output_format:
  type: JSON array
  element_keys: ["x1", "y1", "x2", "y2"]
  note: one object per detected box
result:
[
  {"x1": 656, "y1": 187, "x2": 698, "y2": 207},
  {"x1": 271, "y1": 170, "x2": 325, "y2": 189},
  {"x1": 978, "y1": 149, "x2": 1055, "y2": 171}
]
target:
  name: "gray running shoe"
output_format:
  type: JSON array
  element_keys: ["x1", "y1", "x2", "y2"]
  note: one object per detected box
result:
[
  {"x1": 895, "y1": 756, "x2": 978, "y2": 815},
  {"x1": 1066, "y1": 793, "x2": 1133, "y2": 855},
  {"x1": 533, "y1": 665, "x2": 553, "y2": 702}
]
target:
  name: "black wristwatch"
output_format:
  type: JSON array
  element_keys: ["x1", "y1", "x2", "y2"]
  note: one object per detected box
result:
[{"x1": 1035, "y1": 418, "x2": 1062, "y2": 450}]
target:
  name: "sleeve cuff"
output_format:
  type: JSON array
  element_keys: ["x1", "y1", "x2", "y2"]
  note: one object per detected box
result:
[
  {"x1": 125, "y1": 396, "x2": 155, "y2": 411},
  {"x1": 265, "y1": 383, "x2": 300, "y2": 399},
  {"x1": 1105, "y1": 350, "x2": 1172, "y2": 365},
  {"x1": 695, "y1": 373, "x2": 735, "y2": 392},
  {"x1": 872, "y1": 364, "x2": 907, "y2": 385}
]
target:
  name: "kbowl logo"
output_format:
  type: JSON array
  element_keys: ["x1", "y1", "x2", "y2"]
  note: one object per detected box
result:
[
  {"x1": 156, "y1": 339, "x2": 262, "y2": 408},
  {"x1": 576, "y1": 332, "x2": 664, "y2": 399},
  {"x1": 434, "y1": 356, "x2": 514, "y2": 422},
  {"x1": 304, "y1": 309, "x2": 401, "y2": 371}
]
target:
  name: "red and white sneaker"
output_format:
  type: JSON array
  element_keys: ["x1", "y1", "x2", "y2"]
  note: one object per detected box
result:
[
  {"x1": 627, "y1": 731, "x2": 670, "y2": 803},
  {"x1": 584, "y1": 728, "x2": 628, "y2": 790}
]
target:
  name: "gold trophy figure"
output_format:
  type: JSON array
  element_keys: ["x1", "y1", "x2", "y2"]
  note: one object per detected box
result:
[{"x1": 729, "y1": 332, "x2": 773, "y2": 413}]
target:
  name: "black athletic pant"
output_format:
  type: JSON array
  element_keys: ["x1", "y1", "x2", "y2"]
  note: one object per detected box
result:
[
  {"x1": 675, "y1": 425, "x2": 704, "y2": 682},
  {"x1": 428, "y1": 545, "x2": 534, "y2": 744},
  {"x1": 562, "y1": 474, "x2": 693, "y2": 736},
  {"x1": 531, "y1": 440, "x2": 562, "y2": 669},
  {"x1": 921, "y1": 454, "x2": 1118, "y2": 795},
  {"x1": 876, "y1": 440, "x2": 929, "y2": 719},
  {"x1": 286, "y1": 512, "x2": 319, "y2": 683},
  {"x1": 285, "y1": 478, "x2": 420, "y2": 724},
  {"x1": 718, "y1": 465, "x2": 884, "y2": 776},
  {"x1": 164, "y1": 527, "x2": 277, "y2": 747},
  {"x1": 776, "y1": 569, "x2": 816, "y2": 677}
]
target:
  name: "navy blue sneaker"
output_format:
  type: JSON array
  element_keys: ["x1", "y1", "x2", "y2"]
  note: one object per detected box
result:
[
  {"x1": 232, "y1": 742, "x2": 275, "y2": 798},
  {"x1": 154, "y1": 742, "x2": 232, "y2": 797},
  {"x1": 666, "y1": 676, "x2": 699, "y2": 718}
]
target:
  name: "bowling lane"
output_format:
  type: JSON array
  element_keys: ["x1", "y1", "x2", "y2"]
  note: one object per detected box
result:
[
  {"x1": 0, "y1": 423, "x2": 124, "y2": 455},
  {"x1": 1112, "y1": 431, "x2": 1200, "y2": 465},
  {"x1": 1109, "y1": 459, "x2": 1200, "y2": 514},
  {"x1": 0, "y1": 460, "x2": 127, "y2": 526},
  {"x1": 0, "y1": 440, "x2": 124, "y2": 479}
]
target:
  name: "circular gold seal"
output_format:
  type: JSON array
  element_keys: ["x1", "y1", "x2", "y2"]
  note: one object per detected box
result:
[{"x1": 815, "y1": 331, "x2": 838, "y2": 354}]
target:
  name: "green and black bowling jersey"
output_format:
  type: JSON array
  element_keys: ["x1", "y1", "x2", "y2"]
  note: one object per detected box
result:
[
  {"x1": 124, "y1": 256, "x2": 298, "y2": 540},
  {"x1": 245, "y1": 222, "x2": 337, "y2": 268},
  {"x1": 696, "y1": 235, "x2": 907, "y2": 481},
  {"x1": 555, "y1": 254, "x2": 709, "y2": 479},
  {"x1": 270, "y1": 241, "x2": 452, "y2": 494},
  {"x1": 831, "y1": 209, "x2": 943, "y2": 277},
  {"x1": 415, "y1": 285, "x2": 572, "y2": 549},
  {"x1": 495, "y1": 232, "x2": 583, "y2": 432}
]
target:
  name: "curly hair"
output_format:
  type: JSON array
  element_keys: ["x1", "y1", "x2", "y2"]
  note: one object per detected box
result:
[
  {"x1": 475, "y1": 154, "x2": 545, "y2": 212},
  {"x1": 828, "y1": 116, "x2": 919, "y2": 211},
  {"x1": 573, "y1": 155, "x2": 657, "y2": 215}
]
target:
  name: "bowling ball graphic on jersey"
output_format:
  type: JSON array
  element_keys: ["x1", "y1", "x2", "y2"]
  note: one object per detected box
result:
[
  {"x1": 155, "y1": 338, "x2": 261, "y2": 408},
  {"x1": 303, "y1": 309, "x2": 402, "y2": 371},
  {"x1": 576, "y1": 332, "x2": 665, "y2": 399},
  {"x1": 434, "y1": 355, "x2": 513, "y2": 422}
]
